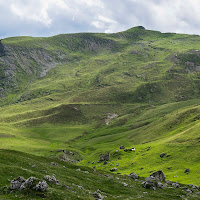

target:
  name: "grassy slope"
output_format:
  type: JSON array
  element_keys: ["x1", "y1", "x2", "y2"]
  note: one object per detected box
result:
[
  {"x1": 1, "y1": 149, "x2": 197, "y2": 200},
  {"x1": 1, "y1": 27, "x2": 200, "y2": 199}
]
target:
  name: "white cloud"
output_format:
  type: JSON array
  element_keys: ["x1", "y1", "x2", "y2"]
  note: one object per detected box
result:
[
  {"x1": 1, "y1": 0, "x2": 200, "y2": 38},
  {"x1": 10, "y1": 1, "x2": 52, "y2": 26}
]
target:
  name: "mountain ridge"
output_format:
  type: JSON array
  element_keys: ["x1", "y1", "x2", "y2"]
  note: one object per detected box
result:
[{"x1": 1, "y1": 26, "x2": 200, "y2": 199}]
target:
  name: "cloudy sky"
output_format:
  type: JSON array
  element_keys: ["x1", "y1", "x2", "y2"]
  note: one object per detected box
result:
[{"x1": 0, "y1": 0, "x2": 200, "y2": 38}]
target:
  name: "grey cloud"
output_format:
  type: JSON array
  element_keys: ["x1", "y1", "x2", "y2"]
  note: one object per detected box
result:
[{"x1": 1, "y1": 0, "x2": 200, "y2": 39}]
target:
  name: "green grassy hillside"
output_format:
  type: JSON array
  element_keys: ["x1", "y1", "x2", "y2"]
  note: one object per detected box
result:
[{"x1": 1, "y1": 26, "x2": 200, "y2": 199}]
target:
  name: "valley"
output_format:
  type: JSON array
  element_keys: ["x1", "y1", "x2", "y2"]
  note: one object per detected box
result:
[{"x1": 1, "y1": 26, "x2": 200, "y2": 199}]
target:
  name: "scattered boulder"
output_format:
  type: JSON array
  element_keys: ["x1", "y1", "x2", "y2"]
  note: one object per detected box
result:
[
  {"x1": 77, "y1": 185, "x2": 85, "y2": 190},
  {"x1": 157, "y1": 182, "x2": 163, "y2": 188},
  {"x1": 34, "y1": 181, "x2": 48, "y2": 192},
  {"x1": 192, "y1": 185, "x2": 199, "y2": 190},
  {"x1": 146, "y1": 147, "x2": 151, "y2": 151},
  {"x1": 150, "y1": 170, "x2": 166, "y2": 182},
  {"x1": 128, "y1": 172, "x2": 139, "y2": 179},
  {"x1": 160, "y1": 153, "x2": 166, "y2": 158},
  {"x1": 50, "y1": 162, "x2": 59, "y2": 166},
  {"x1": 124, "y1": 147, "x2": 135, "y2": 152},
  {"x1": 122, "y1": 182, "x2": 128, "y2": 187},
  {"x1": 166, "y1": 180, "x2": 173, "y2": 185},
  {"x1": 143, "y1": 170, "x2": 166, "y2": 190},
  {"x1": 186, "y1": 189, "x2": 193, "y2": 193},
  {"x1": 63, "y1": 185, "x2": 71, "y2": 190},
  {"x1": 110, "y1": 168, "x2": 117, "y2": 172},
  {"x1": 142, "y1": 176, "x2": 158, "y2": 190},
  {"x1": 44, "y1": 175, "x2": 60, "y2": 185},
  {"x1": 10, "y1": 176, "x2": 48, "y2": 192},
  {"x1": 93, "y1": 191, "x2": 104, "y2": 199},
  {"x1": 103, "y1": 161, "x2": 107, "y2": 165},
  {"x1": 20, "y1": 177, "x2": 38, "y2": 190},
  {"x1": 10, "y1": 176, "x2": 26, "y2": 190},
  {"x1": 172, "y1": 182, "x2": 180, "y2": 188},
  {"x1": 100, "y1": 153, "x2": 110, "y2": 161},
  {"x1": 184, "y1": 168, "x2": 190, "y2": 173},
  {"x1": 167, "y1": 167, "x2": 172, "y2": 170}
]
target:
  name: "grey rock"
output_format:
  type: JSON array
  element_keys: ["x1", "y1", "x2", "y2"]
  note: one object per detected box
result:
[
  {"x1": 150, "y1": 170, "x2": 166, "y2": 182},
  {"x1": 196, "y1": 192, "x2": 200, "y2": 195},
  {"x1": 77, "y1": 185, "x2": 84, "y2": 190},
  {"x1": 10, "y1": 176, "x2": 25, "y2": 190},
  {"x1": 93, "y1": 192, "x2": 104, "y2": 199},
  {"x1": 122, "y1": 182, "x2": 128, "y2": 187},
  {"x1": 44, "y1": 175, "x2": 60, "y2": 185},
  {"x1": 34, "y1": 181, "x2": 48, "y2": 192},
  {"x1": 103, "y1": 161, "x2": 107, "y2": 165},
  {"x1": 160, "y1": 153, "x2": 166, "y2": 158},
  {"x1": 192, "y1": 185, "x2": 199, "y2": 190},
  {"x1": 110, "y1": 168, "x2": 117, "y2": 172},
  {"x1": 172, "y1": 182, "x2": 180, "y2": 188},
  {"x1": 20, "y1": 177, "x2": 37, "y2": 190},
  {"x1": 166, "y1": 180, "x2": 173, "y2": 185},
  {"x1": 184, "y1": 168, "x2": 190, "y2": 173},
  {"x1": 50, "y1": 162, "x2": 59, "y2": 166},
  {"x1": 63, "y1": 185, "x2": 71, "y2": 190},
  {"x1": 128, "y1": 172, "x2": 139, "y2": 179},
  {"x1": 186, "y1": 189, "x2": 193, "y2": 193},
  {"x1": 100, "y1": 153, "x2": 110, "y2": 161},
  {"x1": 11, "y1": 176, "x2": 48, "y2": 192},
  {"x1": 157, "y1": 182, "x2": 163, "y2": 188},
  {"x1": 142, "y1": 176, "x2": 158, "y2": 190}
]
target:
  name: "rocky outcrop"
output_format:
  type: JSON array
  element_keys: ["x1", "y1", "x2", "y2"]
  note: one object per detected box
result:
[
  {"x1": 150, "y1": 170, "x2": 166, "y2": 182},
  {"x1": 142, "y1": 170, "x2": 165, "y2": 190},
  {"x1": 128, "y1": 172, "x2": 139, "y2": 179},
  {"x1": 142, "y1": 176, "x2": 159, "y2": 190},
  {"x1": 10, "y1": 176, "x2": 48, "y2": 192}
]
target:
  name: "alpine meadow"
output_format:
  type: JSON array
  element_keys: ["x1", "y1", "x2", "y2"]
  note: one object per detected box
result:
[{"x1": 1, "y1": 26, "x2": 200, "y2": 199}]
